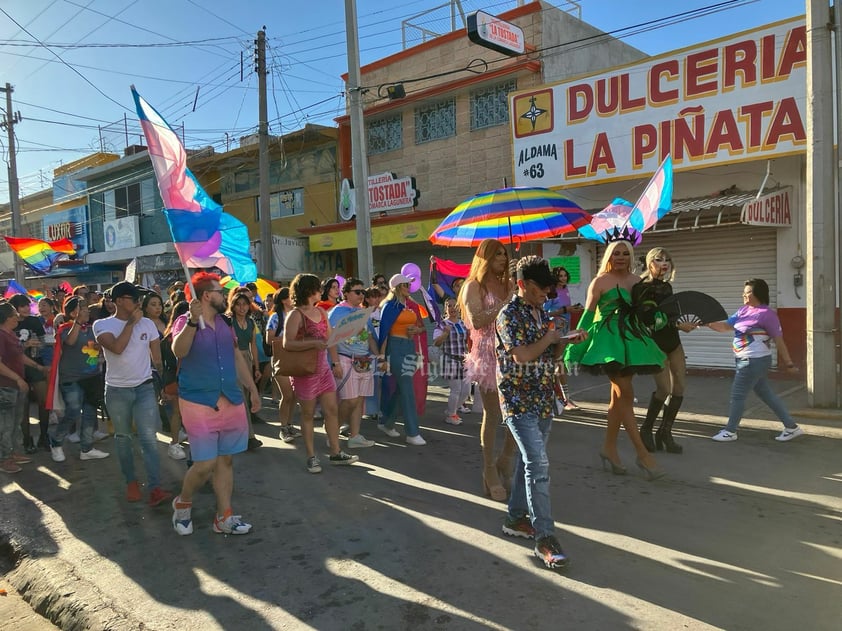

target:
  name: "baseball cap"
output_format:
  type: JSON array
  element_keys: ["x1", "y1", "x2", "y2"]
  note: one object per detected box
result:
[
  {"x1": 389, "y1": 273, "x2": 412, "y2": 289},
  {"x1": 110, "y1": 281, "x2": 140, "y2": 300}
]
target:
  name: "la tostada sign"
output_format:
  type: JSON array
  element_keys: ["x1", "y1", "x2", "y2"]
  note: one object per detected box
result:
[{"x1": 510, "y1": 17, "x2": 806, "y2": 188}]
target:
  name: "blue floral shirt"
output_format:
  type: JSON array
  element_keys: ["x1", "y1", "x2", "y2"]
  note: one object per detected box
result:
[{"x1": 495, "y1": 295, "x2": 556, "y2": 419}]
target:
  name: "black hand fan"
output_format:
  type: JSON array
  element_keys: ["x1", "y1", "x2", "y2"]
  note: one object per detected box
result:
[{"x1": 659, "y1": 291, "x2": 727, "y2": 325}]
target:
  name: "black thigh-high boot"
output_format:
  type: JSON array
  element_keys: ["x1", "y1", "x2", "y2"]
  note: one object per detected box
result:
[
  {"x1": 655, "y1": 395, "x2": 684, "y2": 454},
  {"x1": 640, "y1": 393, "x2": 664, "y2": 453}
]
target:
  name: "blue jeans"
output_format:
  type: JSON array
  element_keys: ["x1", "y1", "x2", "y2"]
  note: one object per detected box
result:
[
  {"x1": 52, "y1": 378, "x2": 99, "y2": 452},
  {"x1": 381, "y1": 336, "x2": 420, "y2": 437},
  {"x1": 725, "y1": 355, "x2": 797, "y2": 433},
  {"x1": 505, "y1": 412, "x2": 554, "y2": 540},
  {"x1": 105, "y1": 381, "x2": 162, "y2": 488}
]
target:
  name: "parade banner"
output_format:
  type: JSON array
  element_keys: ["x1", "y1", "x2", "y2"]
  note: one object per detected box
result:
[
  {"x1": 511, "y1": 17, "x2": 806, "y2": 188},
  {"x1": 326, "y1": 306, "x2": 374, "y2": 347}
]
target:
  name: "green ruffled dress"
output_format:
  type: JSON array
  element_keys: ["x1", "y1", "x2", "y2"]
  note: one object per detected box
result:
[{"x1": 564, "y1": 286, "x2": 665, "y2": 376}]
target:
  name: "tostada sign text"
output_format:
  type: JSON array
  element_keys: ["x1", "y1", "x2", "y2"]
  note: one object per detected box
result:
[{"x1": 510, "y1": 17, "x2": 806, "y2": 188}]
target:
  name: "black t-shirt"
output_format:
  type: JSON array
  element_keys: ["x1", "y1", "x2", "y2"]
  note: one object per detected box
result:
[{"x1": 15, "y1": 315, "x2": 46, "y2": 360}]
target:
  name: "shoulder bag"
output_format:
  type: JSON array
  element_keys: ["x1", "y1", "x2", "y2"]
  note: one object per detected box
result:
[{"x1": 272, "y1": 309, "x2": 318, "y2": 377}]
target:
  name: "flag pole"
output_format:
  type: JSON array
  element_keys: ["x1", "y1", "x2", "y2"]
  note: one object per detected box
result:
[{"x1": 181, "y1": 264, "x2": 206, "y2": 329}]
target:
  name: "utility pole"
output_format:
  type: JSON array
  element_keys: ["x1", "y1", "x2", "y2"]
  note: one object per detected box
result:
[
  {"x1": 1, "y1": 83, "x2": 25, "y2": 284},
  {"x1": 345, "y1": 0, "x2": 374, "y2": 282},
  {"x1": 806, "y1": 1, "x2": 838, "y2": 406},
  {"x1": 256, "y1": 28, "x2": 272, "y2": 278}
]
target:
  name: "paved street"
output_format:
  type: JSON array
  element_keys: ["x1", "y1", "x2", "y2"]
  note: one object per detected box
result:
[{"x1": 1, "y1": 373, "x2": 841, "y2": 630}]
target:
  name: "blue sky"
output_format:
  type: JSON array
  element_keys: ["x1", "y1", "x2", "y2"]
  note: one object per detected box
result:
[{"x1": 0, "y1": 0, "x2": 800, "y2": 199}]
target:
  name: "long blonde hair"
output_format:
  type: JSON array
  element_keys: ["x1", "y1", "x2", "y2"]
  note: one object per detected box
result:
[
  {"x1": 457, "y1": 238, "x2": 510, "y2": 315},
  {"x1": 641, "y1": 247, "x2": 675, "y2": 282},
  {"x1": 598, "y1": 240, "x2": 635, "y2": 276}
]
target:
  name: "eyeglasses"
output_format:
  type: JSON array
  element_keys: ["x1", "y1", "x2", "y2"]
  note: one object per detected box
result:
[{"x1": 348, "y1": 289, "x2": 365, "y2": 295}]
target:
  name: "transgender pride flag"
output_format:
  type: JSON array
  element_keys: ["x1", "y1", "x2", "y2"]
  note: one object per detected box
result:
[{"x1": 131, "y1": 86, "x2": 257, "y2": 283}]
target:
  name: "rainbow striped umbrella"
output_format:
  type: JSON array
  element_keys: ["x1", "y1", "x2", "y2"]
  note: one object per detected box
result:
[{"x1": 430, "y1": 187, "x2": 589, "y2": 247}]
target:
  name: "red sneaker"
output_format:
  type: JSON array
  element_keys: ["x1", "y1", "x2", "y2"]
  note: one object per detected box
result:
[
  {"x1": 11, "y1": 453, "x2": 32, "y2": 464},
  {"x1": 126, "y1": 480, "x2": 142, "y2": 502},
  {"x1": 148, "y1": 486, "x2": 173, "y2": 507},
  {"x1": 1, "y1": 459, "x2": 22, "y2": 474}
]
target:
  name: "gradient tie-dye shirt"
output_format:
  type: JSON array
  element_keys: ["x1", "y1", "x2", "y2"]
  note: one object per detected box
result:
[{"x1": 726, "y1": 304, "x2": 783, "y2": 358}]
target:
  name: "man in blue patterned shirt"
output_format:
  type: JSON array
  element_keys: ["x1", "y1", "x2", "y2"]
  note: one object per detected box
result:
[{"x1": 496, "y1": 256, "x2": 587, "y2": 570}]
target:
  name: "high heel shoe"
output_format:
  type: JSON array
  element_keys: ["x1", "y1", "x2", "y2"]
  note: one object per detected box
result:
[
  {"x1": 483, "y1": 466, "x2": 507, "y2": 502},
  {"x1": 598, "y1": 452, "x2": 627, "y2": 475},
  {"x1": 636, "y1": 457, "x2": 666, "y2": 481}
]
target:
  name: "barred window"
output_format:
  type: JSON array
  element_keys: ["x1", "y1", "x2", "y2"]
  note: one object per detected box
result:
[
  {"x1": 367, "y1": 115, "x2": 402, "y2": 155},
  {"x1": 470, "y1": 80, "x2": 517, "y2": 130},
  {"x1": 415, "y1": 99, "x2": 456, "y2": 144}
]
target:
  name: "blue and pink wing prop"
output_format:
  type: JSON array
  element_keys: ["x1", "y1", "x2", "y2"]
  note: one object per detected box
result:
[{"x1": 577, "y1": 155, "x2": 673, "y2": 244}]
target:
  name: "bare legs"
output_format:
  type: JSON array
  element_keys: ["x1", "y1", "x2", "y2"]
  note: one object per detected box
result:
[
  {"x1": 298, "y1": 391, "x2": 341, "y2": 458},
  {"x1": 605, "y1": 374, "x2": 659, "y2": 470},
  {"x1": 480, "y1": 387, "x2": 516, "y2": 501},
  {"x1": 274, "y1": 373, "x2": 296, "y2": 428},
  {"x1": 178, "y1": 454, "x2": 234, "y2": 515}
]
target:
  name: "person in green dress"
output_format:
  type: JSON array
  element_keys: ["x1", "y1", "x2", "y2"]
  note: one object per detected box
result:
[{"x1": 565, "y1": 239, "x2": 666, "y2": 480}]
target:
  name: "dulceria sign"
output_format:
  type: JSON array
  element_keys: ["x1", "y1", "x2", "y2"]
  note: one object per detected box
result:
[{"x1": 510, "y1": 17, "x2": 806, "y2": 187}]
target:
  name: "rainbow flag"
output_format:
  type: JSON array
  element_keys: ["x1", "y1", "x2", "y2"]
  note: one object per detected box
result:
[
  {"x1": 131, "y1": 86, "x2": 257, "y2": 283},
  {"x1": 3, "y1": 236, "x2": 76, "y2": 275}
]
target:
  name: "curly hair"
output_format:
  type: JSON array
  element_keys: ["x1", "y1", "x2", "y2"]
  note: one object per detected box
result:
[{"x1": 291, "y1": 274, "x2": 321, "y2": 307}]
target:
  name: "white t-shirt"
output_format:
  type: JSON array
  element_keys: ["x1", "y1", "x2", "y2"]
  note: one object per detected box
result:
[{"x1": 93, "y1": 316, "x2": 158, "y2": 387}]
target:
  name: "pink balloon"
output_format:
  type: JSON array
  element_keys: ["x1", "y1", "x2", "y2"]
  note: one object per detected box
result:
[
  {"x1": 401, "y1": 262, "x2": 422, "y2": 293},
  {"x1": 334, "y1": 275, "x2": 346, "y2": 288}
]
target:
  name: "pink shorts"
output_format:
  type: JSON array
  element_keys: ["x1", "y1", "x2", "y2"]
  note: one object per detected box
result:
[
  {"x1": 335, "y1": 355, "x2": 374, "y2": 400},
  {"x1": 179, "y1": 396, "x2": 248, "y2": 462},
  {"x1": 290, "y1": 366, "x2": 336, "y2": 401}
]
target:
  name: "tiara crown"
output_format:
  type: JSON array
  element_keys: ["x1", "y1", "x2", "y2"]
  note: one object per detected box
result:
[{"x1": 603, "y1": 225, "x2": 642, "y2": 246}]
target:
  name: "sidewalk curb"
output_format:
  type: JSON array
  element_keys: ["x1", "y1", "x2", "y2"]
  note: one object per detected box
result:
[{"x1": 1, "y1": 509, "x2": 145, "y2": 631}]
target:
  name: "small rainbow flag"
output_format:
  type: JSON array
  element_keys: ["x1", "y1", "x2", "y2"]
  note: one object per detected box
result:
[{"x1": 3, "y1": 236, "x2": 76, "y2": 275}]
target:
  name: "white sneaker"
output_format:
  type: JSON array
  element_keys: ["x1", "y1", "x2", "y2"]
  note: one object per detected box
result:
[
  {"x1": 66, "y1": 432, "x2": 80, "y2": 444},
  {"x1": 775, "y1": 426, "x2": 804, "y2": 442},
  {"x1": 168, "y1": 443, "x2": 187, "y2": 460},
  {"x1": 51, "y1": 445, "x2": 66, "y2": 462},
  {"x1": 347, "y1": 434, "x2": 376, "y2": 448},
  {"x1": 458, "y1": 405, "x2": 472, "y2": 414},
  {"x1": 377, "y1": 424, "x2": 400, "y2": 438},
  {"x1": 444, "y1": 414, "x2": 463, "y2": 425},
  {"x1": 80, "y1": 447, "x2": 110, "y2": 460},
  {"x1": 711, "y1": 429, "x2": 738, "y2": 442},
  {"x1": 406, "y1": 434, "x2": 426, "y2": 446},
  {"x1": 93, "y1": 430, "x2": 109, "y2": 442}
]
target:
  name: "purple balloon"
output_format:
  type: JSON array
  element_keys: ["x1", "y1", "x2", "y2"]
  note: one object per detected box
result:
[
  {"x1": 401, "y1": 262, "x2": 422, "y2": 293},
  {"x1": 335, "y1": 275, "x2": 346, "y2": 288}
]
